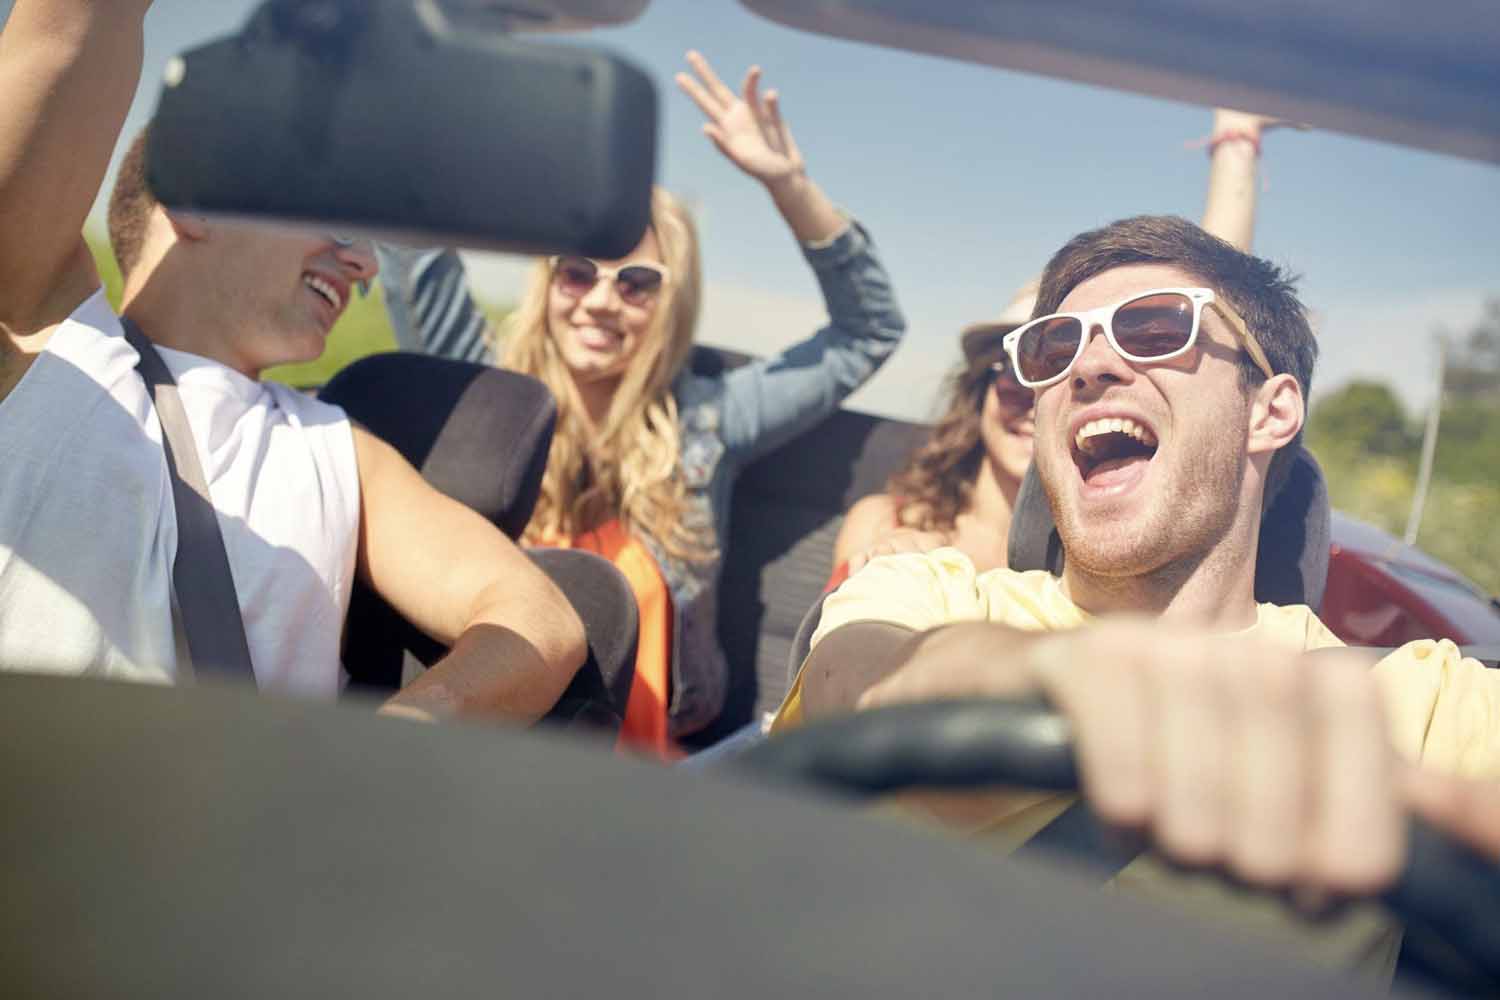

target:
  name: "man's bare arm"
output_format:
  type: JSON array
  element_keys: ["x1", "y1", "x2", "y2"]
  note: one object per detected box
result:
[
  {"x1": 800, "y1": 621, "x2": 923, "y2": 721},
  {"x1": 350, "y1": 427, "x2": 586, "y2": 723},
  {"x1": 0, "y1": 0, "x2": 151, "y2": 335},
  {"x1": 802, "y1": 617, "x2": 1053, "y2": 722}
]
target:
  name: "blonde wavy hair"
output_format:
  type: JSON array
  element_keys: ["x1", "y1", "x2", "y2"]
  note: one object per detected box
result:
[{"x1": 499, "y1": 187, "x2": 712, "y2": 563}]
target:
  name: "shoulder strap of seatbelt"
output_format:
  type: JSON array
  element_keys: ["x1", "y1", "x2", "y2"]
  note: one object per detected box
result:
[{"x1": 122, "y1": 317, "x2": 257, "y2": 684}]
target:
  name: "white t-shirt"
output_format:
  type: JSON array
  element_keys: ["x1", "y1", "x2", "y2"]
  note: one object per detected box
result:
[{"x1": 0, "y1": 289, "x2": 361, "y2": 697}]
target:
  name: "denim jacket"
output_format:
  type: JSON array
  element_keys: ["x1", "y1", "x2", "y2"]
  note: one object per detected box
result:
[{"x1": 376, "y1": 220, "x2": 905, "y2": 736}]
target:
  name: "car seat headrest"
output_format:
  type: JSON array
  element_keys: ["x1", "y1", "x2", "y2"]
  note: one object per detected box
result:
[{"x1": 319, "y1": 352, "x2": 556, "y2": 538}]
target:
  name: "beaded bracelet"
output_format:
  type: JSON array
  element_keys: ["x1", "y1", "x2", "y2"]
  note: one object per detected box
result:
[{"x1": 1207, "y1": 128, "x2": 1262, "y2": 157}]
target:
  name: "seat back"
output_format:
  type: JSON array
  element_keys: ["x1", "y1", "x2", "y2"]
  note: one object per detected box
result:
[
  {"x1": 319, "y1": 353, "x2": 639, "y2": 728},
  {"x1": 688, "y1": 348, "x2": 928, "y2": 745},
  {"x1": 319, "y1": 352, "x2": 559, "y2": 689},
  {"x1": 1007, "y1": 445, "x2": 1333, "y2": 610}
]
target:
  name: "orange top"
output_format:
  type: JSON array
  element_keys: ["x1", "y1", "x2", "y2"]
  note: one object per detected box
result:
[{"x1": 546, "y1": 519, "x2": 678, "y2": 760}]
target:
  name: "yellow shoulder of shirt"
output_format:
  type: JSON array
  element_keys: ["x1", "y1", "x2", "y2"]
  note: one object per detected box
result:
[
  {"x1": 1373, "y1": 638, "x2": 1500, "y2": 778},
  {"x1": 1250, "y1": 601, "x2": 1344, "y2": 652},
  {"x1": 772, "y1": 548, "x2": 1081, "y2": 731},
  {"x1": 1259, "y1": 602, "x2": 1500, "y2": 778}
]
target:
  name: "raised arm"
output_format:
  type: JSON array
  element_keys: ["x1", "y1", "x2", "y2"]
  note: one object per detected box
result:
[
  {"x1": 374, "y1": 244, "x2": 492, "y2": 365},
  {"x1": 965, "y1": 108, "x2": 1283, "y2": 330},
  {"x1": 0, "y1": 0, "x2": 150, "y2": 340},
  {"x1": 351, "y1": 426, "x2": 586, "y2": 723},
  {"x1": 674, "y1": 53, "x2": 906, "y2": 465},
  {"x1": 675, "y1": 50, "x2": 845, "y2": 245},
  {"x1": 1198, "y1": 108, "x2": 1295, "y2": 252}
]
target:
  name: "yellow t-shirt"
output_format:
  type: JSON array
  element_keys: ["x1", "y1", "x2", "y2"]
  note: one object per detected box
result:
[
  {"x1": 775, "y1": 547, "x2": 1500, "y2": 777},
  {"x1": 770, "y1": 547, "x2": 1500, "y2": 981}
]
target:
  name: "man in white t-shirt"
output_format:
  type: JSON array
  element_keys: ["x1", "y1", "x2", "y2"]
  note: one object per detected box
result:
[{"x1": 0, "y1": 0, "x2": 585, "y2": 722}]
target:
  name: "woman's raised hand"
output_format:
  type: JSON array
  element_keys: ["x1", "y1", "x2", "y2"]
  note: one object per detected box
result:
[{"x1": 676, "y1": 51, "x2": 806, "y2": 189}]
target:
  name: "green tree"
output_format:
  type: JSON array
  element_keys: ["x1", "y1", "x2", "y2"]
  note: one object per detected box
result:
[
  {"x1": 1306, "y1": 380, "x2": 1415, "y2": 461},
  {"x1": 1445, "y1": 297, "x2": 1500, "y2": 400},
  {"x1": 87, "y1": 231, "x2": 125, "y2": 307},
  {"x1": 1307, "y1": 298, "x2": 1500, "y2": 596},
  {"x1": 1430, "y1": 300, "x2": 1500, "y2": 486}
]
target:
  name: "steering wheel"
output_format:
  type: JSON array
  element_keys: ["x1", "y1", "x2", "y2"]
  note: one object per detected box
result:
[{"x1": 731, "y1": 698, "x2": 1500, "y2": 994}]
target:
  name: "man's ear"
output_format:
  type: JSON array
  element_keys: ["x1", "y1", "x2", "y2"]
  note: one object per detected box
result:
[
  {"x1": 164, "y1": 208, "x2": 210, "y2": 242},
  {"x1": 1247, "y1": 372, "x2": 1303, "y2": 457}
]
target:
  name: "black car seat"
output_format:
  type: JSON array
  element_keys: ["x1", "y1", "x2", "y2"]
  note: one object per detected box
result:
[
  {"x1": 686, "y1": 347, "x2": 928, "y2": 747},
  {"x1": 784, "y1": 444, "x2": 1333, "y2": 695},
  {"x1": 318, "y1": 352, "x2": 637, "y2": 729}
]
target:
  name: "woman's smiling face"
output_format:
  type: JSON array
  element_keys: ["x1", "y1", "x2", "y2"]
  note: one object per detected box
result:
[
  {"x1": 545, "y1": 228, "x2": 667, "y2": 387},
  {"x1": 979, "y1": 358, "x2": 1036, "y2": 484}
]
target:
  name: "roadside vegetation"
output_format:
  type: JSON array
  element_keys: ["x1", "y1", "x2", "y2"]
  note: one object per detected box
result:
[{"x1": 1306, "y1": 298, "x2": 1500, "y2": 595}]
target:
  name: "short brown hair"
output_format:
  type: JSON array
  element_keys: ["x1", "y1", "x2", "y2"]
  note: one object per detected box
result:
[
  {"x1": 1034, "y1": 215, "x2": 1317, "y2": 503},
  {"x1": 107, "y1": 128, "x2": 157, "y2": 280}
]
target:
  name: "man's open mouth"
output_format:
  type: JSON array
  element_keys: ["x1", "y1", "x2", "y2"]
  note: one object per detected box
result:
[{"x1": 1072, "y1": 416, "x2": 1159, "y2": 484}]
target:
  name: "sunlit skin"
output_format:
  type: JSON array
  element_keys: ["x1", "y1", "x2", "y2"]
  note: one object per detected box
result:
[
  {"x1": 979, "y1": 369, "x2": 1035, "y2": 483},
  {"x1": 836, "y1": 364, "x2": 1036, "y2": 574},
  {"x1": 121, "y1": 211, "x2": 377, "y2": 380},
  {"x1": 544, "y1": 228, "x2": 664, "y2": 427}
]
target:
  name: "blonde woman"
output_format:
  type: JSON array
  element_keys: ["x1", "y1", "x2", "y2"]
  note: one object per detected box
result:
[
  {"x1": 377, "y1": 53, "x2": 905, "y2": 756},
  {"x1": 831, "y1": 109, "x2": 1293, "y2": 583}
]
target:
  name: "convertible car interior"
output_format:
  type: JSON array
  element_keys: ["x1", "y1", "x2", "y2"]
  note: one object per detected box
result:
[{"x1": 5, "y1": 0, "x2": 1498, "y2": 997}]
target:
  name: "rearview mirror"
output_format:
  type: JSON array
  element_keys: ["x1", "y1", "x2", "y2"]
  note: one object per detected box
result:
[{"x1": 146, "y1": 0, "x2": 656, "y2": 257}]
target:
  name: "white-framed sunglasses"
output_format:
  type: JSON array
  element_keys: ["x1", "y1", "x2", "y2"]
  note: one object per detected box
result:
[
  {"x1": 1001, "y1": 287, "x2": 1275, "y2": 389},
  {"x1": 550, "y1": 255, "x2": 671, "y2": 307}
]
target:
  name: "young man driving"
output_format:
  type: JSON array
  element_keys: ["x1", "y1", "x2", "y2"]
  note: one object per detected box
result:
[
  {"x1": 775, "y1": 214, "x2": 1499, "y2": 977},
  {"x1": 0, "y1": 0, "x2": 585, "y2": 721}
]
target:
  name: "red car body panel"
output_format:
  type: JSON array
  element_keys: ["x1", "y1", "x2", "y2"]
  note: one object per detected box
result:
[{"x1": 1320, "y1": 512, "x2": 1500, "y2": 646}]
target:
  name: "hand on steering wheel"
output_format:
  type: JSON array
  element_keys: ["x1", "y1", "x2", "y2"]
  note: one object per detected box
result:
[
  {"x1": 739, "y1": 684, "x2": 1500, "y2": 990},
  {"x1": 858, "y1": 619, "x2": 1420, "y2": 897}
]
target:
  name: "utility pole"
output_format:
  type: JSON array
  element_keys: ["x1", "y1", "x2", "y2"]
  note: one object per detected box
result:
[{"x1": 1404, "y1": 336, "x2": 1447, "y2": 547}]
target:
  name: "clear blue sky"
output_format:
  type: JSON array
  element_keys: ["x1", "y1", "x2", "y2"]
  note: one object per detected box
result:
[{"x1": 8, "y1": 0, "x2": 1498, "y2": 418}]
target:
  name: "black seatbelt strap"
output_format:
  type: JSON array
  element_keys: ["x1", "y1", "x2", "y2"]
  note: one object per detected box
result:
[{"x1": 122, "y1": 318, "x2": 257, "y2": 684}]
